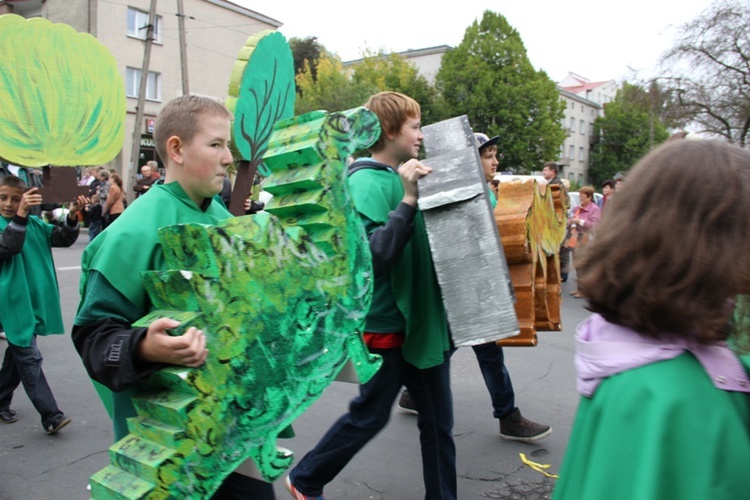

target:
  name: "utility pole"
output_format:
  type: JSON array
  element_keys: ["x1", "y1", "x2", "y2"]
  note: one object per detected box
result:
[
  {"x1": 176, "y1": 0, "x2": 189, "y2": 95},
  {"x1": 127, "y1": 0, "x2": 158, "y2": 201}
]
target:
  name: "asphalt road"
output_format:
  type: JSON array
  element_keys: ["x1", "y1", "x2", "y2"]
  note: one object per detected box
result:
[{"x1": 0, "y1": 235, "x2": 592, "y2": 499}]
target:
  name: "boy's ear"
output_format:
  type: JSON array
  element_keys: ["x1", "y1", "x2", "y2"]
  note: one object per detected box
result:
[{"x1": 166, "y1": 136, "x2": 184, "y2": 165}]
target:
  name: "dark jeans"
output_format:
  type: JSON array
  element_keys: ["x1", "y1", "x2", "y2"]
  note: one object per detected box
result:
[
  {"x1": 211, "y1": 472, "x2": 275, "y2": 500},
  {"x1": 291, "y1": 348, "x2": 456, "y2": 500},
  {"x1": 471, "y1": 342, "x2": 516, "y2": 419},
  {"x1": 0, "y1": 336, "x2": 63, "y2": 427}
]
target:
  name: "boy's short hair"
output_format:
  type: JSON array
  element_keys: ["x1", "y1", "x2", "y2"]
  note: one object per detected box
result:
[
  {"x1": 364, "y1": 92, "x2": 421, "y2": 153},
  {"x1": 601, "y1": 179, "x2": 615, "y2": 190},
  {"x1": 0, "y1": 175, "x2": 27, "y2": 190},
  {"x1": 543, "y1": 161, "x2": 559, "y2": 174},
  {"x1": 154, "y1": 95, "x2": 233, "y2": 162}
]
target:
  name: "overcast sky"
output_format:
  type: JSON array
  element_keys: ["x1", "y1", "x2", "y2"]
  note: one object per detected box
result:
[{"x1": 234, "y1": 0, "x2": 715, "y2": 83}]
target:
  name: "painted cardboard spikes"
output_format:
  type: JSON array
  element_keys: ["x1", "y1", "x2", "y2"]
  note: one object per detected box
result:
[
  {"x1": 88, "y1": 32, "x2": 382, "y2": 498},
  {"x1": 0, "y1": 14, "x2": 125, "y2": 167}
]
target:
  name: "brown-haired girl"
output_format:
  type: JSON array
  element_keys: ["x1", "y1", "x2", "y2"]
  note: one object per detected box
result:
[{"x1": 554, "y1": 139, "x2": 750, "y2": 499}]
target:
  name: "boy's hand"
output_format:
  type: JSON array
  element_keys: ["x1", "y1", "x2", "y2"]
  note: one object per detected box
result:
[
  {"x1": 17, "y1": 187, "x2": 42, "y2": 218},
  {"x1": 68, "y1": 195, "x2": 90, "y2": 215},
  {"x1": 399, "y1": 159, "x2": 432, "y2": 207},
  {"x1": 137, "y1": 318, "x2": 209, "y2": 367}
]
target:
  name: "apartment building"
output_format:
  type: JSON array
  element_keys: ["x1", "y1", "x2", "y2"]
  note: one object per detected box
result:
[
  {"x1": 557, "y1": 73, "x2": 617, "y2": 185},
  {"x1": 1, "y1": 0, "x2": 280, "y2": 182}
]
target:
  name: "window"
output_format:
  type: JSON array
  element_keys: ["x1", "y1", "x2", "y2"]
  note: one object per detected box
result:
[
  {"x1": 579, "y1": 147, "x2": 585, "y2": 161},
  {"x1": 126, "y1": 67, "x2": 161, "y2": 101},
  {"x1": 127, "y1": 7, "x2": 162, "y2": 43},
  {"x1": 569, "y1": 117, "x2": 575, "y2": 131},
  {"x1": 578, "y1": 173, "x2": 584, "y2": 183},
  {"x1": 580, "y1": 105, "x2": 584, "y2": 112},
  {"x1": 568, "y1": 172, "x2": 574, "y2": 181},
  {"x1": 589, "y1": 123, "x2": 594, "y2": 135},
  {"x1": 570, "y1": 101, "x2": 574, "y2": 109},
  {"x1": 569, "y1": 145, "x2": 574, "y2": 159},
  {"x1": 579, "y1": 119, "x2": 585, "y2": 134}
]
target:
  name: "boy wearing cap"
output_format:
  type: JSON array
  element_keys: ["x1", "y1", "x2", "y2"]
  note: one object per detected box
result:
[{"x1": 398, "y1": 132, "x2": 551, "y2": 442}]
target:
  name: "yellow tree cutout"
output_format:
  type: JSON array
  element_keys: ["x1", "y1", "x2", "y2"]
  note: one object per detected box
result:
[{"x1": 0, "y1": 14, "x2": 125, "y2": 167}]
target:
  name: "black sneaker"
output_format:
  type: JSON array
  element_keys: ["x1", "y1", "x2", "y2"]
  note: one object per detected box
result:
[
  {"x1": 0, "y1": 409, "x2": 18, "y2": 423},
  {"x1": 45, "y1": 415, "x2": 71, "y2": 434},
  {"x1": 499, "y1": 409, "x2": 551, "y2": 442},
  {"x1": 397, "y1": 390, "x2": 418, "y2": 415}
]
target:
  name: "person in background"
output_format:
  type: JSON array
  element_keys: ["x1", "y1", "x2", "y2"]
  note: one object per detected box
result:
[
  {"x1": 82, "y1": 193, "x2": 104, "y2": 242},
  {"x1": 133, "y1": 164, "x2": 159, "y2": 198},
  {"x1": 567, "y1": 186, "x2": 601, "y2": 299},
  {"x1": 553, "y1": 139, "x2": 750, "y2": 500},
  {"x1": 103, "y1": 173, "x2": 125, "y2": 227},
  {"x1": 600, "y1": 179, "x2": 615, "y2": 211},
  {"x1": 79, "y1": 168, "x2": 95, "y2": 187}
]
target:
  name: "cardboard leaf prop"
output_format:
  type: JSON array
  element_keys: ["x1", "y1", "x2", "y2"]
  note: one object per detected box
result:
[{"x1": 0, "y1": 14, "x2": 125, "y2": 167}]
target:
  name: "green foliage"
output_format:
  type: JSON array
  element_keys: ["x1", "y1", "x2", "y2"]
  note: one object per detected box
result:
[
  {"x1": 588, "y1": 82, "x2": 669, "y2": 185},
  {"x1": 435, "y1": 10, "x2": 565, "y2": 174},
  {"x1": 294, "y1": 50, "x2": 440, "y2": 123},
  {"x1": 289, "y1": 36, "x2": 325, "y2": 83},
  {"x1": 295, "y1": 56, "x2": 372, "y2": 115}
]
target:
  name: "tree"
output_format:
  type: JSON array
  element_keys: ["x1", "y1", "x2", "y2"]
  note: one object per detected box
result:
[
  {"x1": 350, "y1": 50, "x2": 441, "y2": 124},
  {"x1": 660, "y1": 0, "x2": 750, "y2": 147},
  {"x1": 435, "y1": 10, "x2": 565, "y2": 173},
  {"x1": 588, "y1": 83, "x2": 669, "y2": 185},
  {"x1": 294, "y1": 50, "x2": 441, "y2": 121},
  {"x1": 289, "y1": 36, "x2": 325, "y2": 84},
  {"x1": 294, "y1": 55, "x2": 372, "y2": 114}
]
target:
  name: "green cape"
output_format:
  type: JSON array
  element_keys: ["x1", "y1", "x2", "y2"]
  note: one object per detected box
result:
[
  {"x1": 0, "y1": 216, "x2": 64, "y2": 347},
  {"x1": 78, "y1": 182, "x2": 231, "y2": 439},
  {"x1": 553, "y1": 352, "x2": 750, "y2": 500},
  {"x1": 348, "y1": 168, "x2": 450, "y2": 369},
  {"x1": 80, "y1": 182, "x2": 231, "y2": 313}
]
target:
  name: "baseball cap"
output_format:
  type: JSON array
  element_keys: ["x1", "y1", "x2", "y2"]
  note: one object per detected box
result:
[{"x1": 474, "y1": 132, "x2": 500, "y2": 151}]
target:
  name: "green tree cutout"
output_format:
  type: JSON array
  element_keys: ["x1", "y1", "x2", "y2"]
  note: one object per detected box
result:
[
  {"x1": 228, "y1": 30, "x2": 296, "y2": 176},
  {"x1": 435, "y1": 10, "x2": 565, "y2": 173}
]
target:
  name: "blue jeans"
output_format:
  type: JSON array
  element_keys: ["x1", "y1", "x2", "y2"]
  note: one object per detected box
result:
[
  {"x1": 0, "y1": 336, "x2": 63, "y2": 427},
  {"x1": 291, "y1": 348, "x2": 456, "y2": 500},
  {"x1": 471, "y1": 342, "x2": 516, "y2": 419}
]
